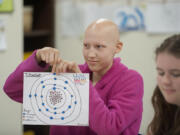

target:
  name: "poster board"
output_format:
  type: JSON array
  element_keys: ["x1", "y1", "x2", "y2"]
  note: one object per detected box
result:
[{"x1": 23, "y1": 72, "x2": 89, "y2": 126}]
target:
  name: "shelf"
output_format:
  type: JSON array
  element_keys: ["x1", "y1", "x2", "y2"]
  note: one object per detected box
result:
[
  {"x1": 23, "y1": 0, "x2": 54, "y2": 52},
  {"x1": 24, "y1": 30, "x2": 51, "y2": 38}
]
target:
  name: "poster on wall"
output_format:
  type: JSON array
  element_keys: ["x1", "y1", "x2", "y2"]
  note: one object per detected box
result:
[
  {"x1": 114, "y1": 6, "x2": 145, "y2": 32},
  {"x1": 0, "y1": 0, "x2": 13, "y2": 12},
  {"x1": 146, "y1": 2, "x2": 180, "y2": 33},
  {"x1": 0, "y1": 20, "x2": 7, "y2": 51},
  {"x1": 60, "y1": 1, "x2": 84, "y2": 37}
]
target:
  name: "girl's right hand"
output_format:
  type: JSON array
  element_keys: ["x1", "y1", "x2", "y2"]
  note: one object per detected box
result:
[{"x1": 36, "y1": 47, "x2": 61, "y2": 73}]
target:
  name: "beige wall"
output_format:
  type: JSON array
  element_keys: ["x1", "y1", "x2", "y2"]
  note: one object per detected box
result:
[
  {"x1": 118, "y1": 32, "x2": 170, "y2": 134},
  {"x1": 0, "y1": 0, "x2": 23, "y2": 135},
  {"x1": 55, "y1": 1, "x2": 171, "y2": 134}
]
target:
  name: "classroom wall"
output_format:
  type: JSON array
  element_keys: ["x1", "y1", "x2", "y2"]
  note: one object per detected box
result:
[
  {"x1": 118, "y1": 32, "x2": 170, "y2": 134},
  {"x1": 55, "y1": 1, "x2": 171, "y2": 134},
  {"x1": 0, "y1": 0, "x2": 23, "y2": 135}
]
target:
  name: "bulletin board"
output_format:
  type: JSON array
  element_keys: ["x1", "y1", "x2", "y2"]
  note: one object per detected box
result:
[{"x1": 58, "y1": 0, "x2": 180, "y2": 37}]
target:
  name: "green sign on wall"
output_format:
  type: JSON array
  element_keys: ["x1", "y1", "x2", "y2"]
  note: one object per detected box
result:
[{"x1": 0, "y1": 0, "x2": 13, "y2": 12}]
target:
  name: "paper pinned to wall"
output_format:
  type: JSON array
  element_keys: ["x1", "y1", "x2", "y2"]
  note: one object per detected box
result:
[
  {"x1": 0, "y1": 0, "x2": 3, "y2": 4},
  {"x1": 59, "y1": 1, "x2": 100, "y2": 37},
  {"x1": 0, "y1": 20, "x2": 7, "y2": 51},
  {"x1": 113, "y1": 6, "x2": 145, "y2": 31},
  {"x1": 81, "y1": 2, "x2": 121, "y2": 30},
  {"x1": 80, "y1": 2, "x2": 99, "y2": 31},
  {"x1": 60, "y1": 1, "x2": 84, "y2": 37},
  {"x1": 0, "y1": 0, "x2": 13, "y2": 12},
  {"x1": 100, "y1": 3, "x2": 120, "y2": 20},
  {"x1": 146, "y1": 2, "x2": 180, "y2": 33},
  {"x1": 23, "y1": 72, "x2": 89, "y2": 126},
  {"x1": 59, "y1": 1, "x2": 127, "y2": 37}
]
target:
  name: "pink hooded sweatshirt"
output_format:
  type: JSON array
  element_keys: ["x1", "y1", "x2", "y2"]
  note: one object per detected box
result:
[{"x1": 3, "y1": 51, "x2": 144, "y2": 135}]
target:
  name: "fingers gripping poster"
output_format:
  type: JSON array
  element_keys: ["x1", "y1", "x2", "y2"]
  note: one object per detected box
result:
[{"x1": 22, "y1": 72, "x2": 89, "y2": 126}]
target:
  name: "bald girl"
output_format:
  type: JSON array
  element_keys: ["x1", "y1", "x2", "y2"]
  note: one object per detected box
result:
[{"x1": 4, "y1": 18, "x2": 144, "y2": 135}]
